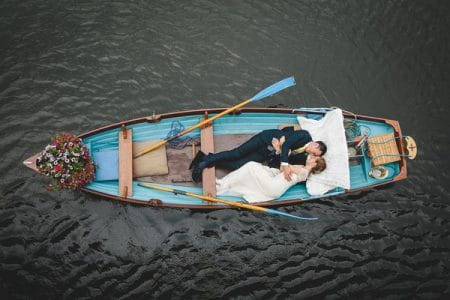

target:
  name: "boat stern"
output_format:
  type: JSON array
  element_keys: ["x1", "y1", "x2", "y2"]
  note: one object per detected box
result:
[{"x1": 384, "y1": 118, "x2": 408, "y2": 183}]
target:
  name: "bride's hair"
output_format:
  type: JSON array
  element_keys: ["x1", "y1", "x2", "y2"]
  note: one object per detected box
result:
[{"x1": 311, "y1": 157, "x2": 326, "y2": 174}]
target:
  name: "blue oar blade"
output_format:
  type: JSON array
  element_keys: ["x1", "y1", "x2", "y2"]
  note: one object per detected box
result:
[
  {"x1": 265, "y1": 207, "x2": 318, "y2": 221},
  {"x1": 250, "y1": 76, "x2": 296, "y2": 102}
]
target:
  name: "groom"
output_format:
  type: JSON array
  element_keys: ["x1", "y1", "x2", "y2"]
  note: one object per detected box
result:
[{"x1": 191, "y1": 126, "x2": 327, "y2": 182}]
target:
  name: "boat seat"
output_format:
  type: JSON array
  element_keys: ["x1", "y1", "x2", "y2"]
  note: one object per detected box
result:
[
  {"x1": 200, "y1": 116, "x2": 216, "y2": 198},
  {"x1": 119, "y1": 128, "x2": 133, "y2": 197},
  {"x1": 366, "y1": 132, "x2": 400, "y2": 166}
]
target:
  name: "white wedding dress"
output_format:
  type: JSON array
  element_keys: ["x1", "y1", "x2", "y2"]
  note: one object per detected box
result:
[{"x1": 216, "y1": 161, "x2": 309, "y2": 203}]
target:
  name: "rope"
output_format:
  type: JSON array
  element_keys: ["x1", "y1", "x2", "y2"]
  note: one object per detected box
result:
[
  {"x1": 331, "y1": 107, "x2": 366, "y2": 140},
  {"x1": 370, "y1": 153, "x2": 410, "y2": 162},
  {"x1": 166, "y1": 120, "x2": 194, "y2": 149},
  {"x1": 344, "y1": 116, "x2": 361, "y2": 140},
  {"x1": 366, "y1": 136, "x2": 398, "y2": 145}
]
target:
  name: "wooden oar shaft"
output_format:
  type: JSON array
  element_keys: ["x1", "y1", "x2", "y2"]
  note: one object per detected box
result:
[
  {"x1": 133, "y1": 139, "x2": 167, "y2": 158},
  {"x1": 188, "y1": 191, "x2": 267, "y2": 212},
  {"x1": 174, "y1": 99, "x2": 252, "y2": 140},
  {"x1": 133, "y1": 99, "x2": 252, "y2": 158},
  {"x1": 138, "y1": 182, "x2": 266, "y2": 212},
  {"x1": 138, "y1": 182, "x2": 317, "y2": 221}
]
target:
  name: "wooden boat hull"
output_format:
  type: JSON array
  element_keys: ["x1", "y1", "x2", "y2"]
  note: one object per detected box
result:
[{"x1": 23, "y1": 107, "x2": 408, "y2": 209}]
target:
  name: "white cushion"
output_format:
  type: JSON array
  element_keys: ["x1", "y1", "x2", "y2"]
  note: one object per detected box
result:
[{"x1": 297, "y1": 109, "x2": 350, "y2": 195}]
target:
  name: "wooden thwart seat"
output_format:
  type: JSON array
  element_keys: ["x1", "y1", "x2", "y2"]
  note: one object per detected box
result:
[
  {"x1": 200, "y1": 117, "x2": 216, "y2": 198},
  {"x1": 119, "y1": 127, "x2": 133, "y2": 197}
]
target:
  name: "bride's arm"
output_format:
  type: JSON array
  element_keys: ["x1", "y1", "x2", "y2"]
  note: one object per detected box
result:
[{"x1": 290, "y1": 165, "x2": 311, "y2": 182}]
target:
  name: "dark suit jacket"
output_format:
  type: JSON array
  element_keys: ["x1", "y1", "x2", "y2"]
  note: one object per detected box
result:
[
  {"x1": 260, "y1": 127, "x2": 311, "y2": 164},
  {"x1": 268, "y1": 152, "x2": 308, "y2": 169}
]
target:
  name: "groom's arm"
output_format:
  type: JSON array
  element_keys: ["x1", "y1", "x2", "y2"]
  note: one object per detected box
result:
[
  {"x1": 279, "y1": 131, "x2": 311, "y2": 181},
  {"x1": 280, "y1": 131, "x2": 311, "y2": 164}
]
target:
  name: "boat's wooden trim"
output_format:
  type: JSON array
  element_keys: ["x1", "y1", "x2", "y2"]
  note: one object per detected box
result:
[
  {"x1": 79, "y1": 116, "x2": 161, "y2": 139},
  {"x1": 80, "y1": 187, "x2": 319, "y2": 209},
  {"x1": 80, "y1": 188, "x2": 159, "y2": 206},
  {"x1": 77, "y1": 107, "x2": 407, "y2": 139},
  {"x1": 82, "y1": 180, "x2": 398, "y2": 210},
  {"x1": 384, "y1": 119, "x2": 407, "y2": 183}
]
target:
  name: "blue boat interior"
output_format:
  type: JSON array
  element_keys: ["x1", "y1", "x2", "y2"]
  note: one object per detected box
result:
[{"x1": 82, "y1": 111, "x2": 400, "y2": 206}]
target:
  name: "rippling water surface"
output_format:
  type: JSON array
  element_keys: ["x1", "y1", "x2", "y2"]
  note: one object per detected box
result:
[{"x1": 1, "y1": 0, "x2": 449, "y2": 298}]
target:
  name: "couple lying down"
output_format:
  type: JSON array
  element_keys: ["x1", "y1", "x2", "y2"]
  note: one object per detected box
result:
[
  {"x1": 191, "y1": 127, "x2": 327, "y2": 203},
  {"x1": 217, "y1": 156, "x2": 326, "y2": 203}
]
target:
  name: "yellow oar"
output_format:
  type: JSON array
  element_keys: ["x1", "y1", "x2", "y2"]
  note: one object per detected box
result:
[
  {"x1": 138, "y1": 182, "x2": 317, "y2": 221},
  {"x1": 134, "y1": 76, "x2": 296, "y2": 158}
]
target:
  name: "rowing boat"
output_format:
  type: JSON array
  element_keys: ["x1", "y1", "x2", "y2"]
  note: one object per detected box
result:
[{"x1": 23, "y1": 107, "x2": 416, "y2": 209}]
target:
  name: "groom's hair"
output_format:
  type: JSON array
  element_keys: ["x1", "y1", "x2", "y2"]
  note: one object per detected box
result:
[{"x1": 317, "y1": 141, "x2": 327, "y2": 156}]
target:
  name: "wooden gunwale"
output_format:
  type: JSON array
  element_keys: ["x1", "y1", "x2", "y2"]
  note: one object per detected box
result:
[
  {"x1": 80, "y1": 187, "x2": 323, "y2": 209},
  {"x1": 26, "y1": 107, "x2": 408, "y2": 209},
  {"x1": 77, "y1": 107, "x2": 402, "y2": 138}
]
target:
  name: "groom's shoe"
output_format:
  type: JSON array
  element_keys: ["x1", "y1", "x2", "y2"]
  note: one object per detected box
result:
[
  {"x1": 192, "y1": 167, "x2": 203, "y2": 183},
  {"x1": 189, "y1": 151, "x2": 205, "y2": 170}
]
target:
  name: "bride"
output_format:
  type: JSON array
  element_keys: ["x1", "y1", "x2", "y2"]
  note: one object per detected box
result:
[{"x1": 216, "y1": 138, "x2": 326, "y2": 203}]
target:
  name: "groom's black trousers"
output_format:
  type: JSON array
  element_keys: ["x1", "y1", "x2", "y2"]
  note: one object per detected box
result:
[{"x1": 203, "y1": 133, "x2": 272, "y2": 170}]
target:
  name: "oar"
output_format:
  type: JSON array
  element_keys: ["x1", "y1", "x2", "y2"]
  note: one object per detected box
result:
[
  {"x1": 138, "y1": 182, "x2": 317, "y2": 221},
  {"x1": 134, "y1": 76, "x2": 296, "y2": 158}
]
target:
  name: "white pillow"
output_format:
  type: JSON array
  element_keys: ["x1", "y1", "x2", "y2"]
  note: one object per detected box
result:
[{"x1": 297, "y1": 109, "x2": 350, "y2": 195}]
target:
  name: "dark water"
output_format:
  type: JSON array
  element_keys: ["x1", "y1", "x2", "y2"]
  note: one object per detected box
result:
[{"x1": 1, "y1": 0, "x2": 449, "y2": 298}]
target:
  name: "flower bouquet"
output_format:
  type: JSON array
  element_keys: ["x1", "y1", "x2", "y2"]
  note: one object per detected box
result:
[{"x1": 36, "y1": 133, "x2": 95, "y2": 191}]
